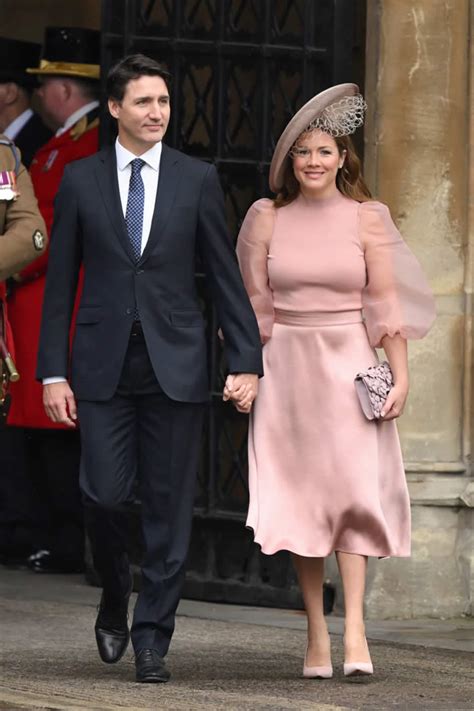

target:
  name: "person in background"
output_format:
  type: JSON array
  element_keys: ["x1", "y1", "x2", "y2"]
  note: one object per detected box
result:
[
  {"x1": 232, "y1": 84, "x2": 435, "y2": 679},
  {"x1": 5, "y1": 27, "x2": 100, "y2": 574},
  {"x1": 0, "y1": 37, "x2": 52, "y2": 567},
  {"x1": 0, "y1": 135, "x2": 47, "y2": 565},
  {"x1": 0, "y1": 38, "x2": 52, "y2": 168}
]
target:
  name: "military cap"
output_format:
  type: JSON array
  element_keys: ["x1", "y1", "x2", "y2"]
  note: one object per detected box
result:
[
  {"x1": 27, "y1": 27, "x2": 100, "y2": 80},
  {"x1": 0, "y1": 37, "x2": 42, "y2": 89}
]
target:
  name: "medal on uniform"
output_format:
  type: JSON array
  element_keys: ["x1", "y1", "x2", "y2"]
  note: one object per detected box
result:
[
  {"x1": 32, "y1": 229, "x2": 46, "y2": 251},
  {"x1": 0, "y1": 171, "x2": 19, "y2": 201},
  {"x1": 42, "y1": 149, "x2": 59, "y2": 172}
]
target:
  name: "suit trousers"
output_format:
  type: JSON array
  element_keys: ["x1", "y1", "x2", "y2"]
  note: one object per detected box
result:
[{"x1": 78, "y1": 322, "x2": 205, "y2": 655}]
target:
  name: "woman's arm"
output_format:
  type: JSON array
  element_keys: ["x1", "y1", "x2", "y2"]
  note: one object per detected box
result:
[{"x1": 380, "y1": 333, "x2": 409, "y2": 420}]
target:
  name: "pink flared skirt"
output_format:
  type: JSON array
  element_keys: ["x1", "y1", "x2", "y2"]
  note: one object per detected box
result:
[{"x1": 247, "y1": 309, "x2": 411, "y2": 558}]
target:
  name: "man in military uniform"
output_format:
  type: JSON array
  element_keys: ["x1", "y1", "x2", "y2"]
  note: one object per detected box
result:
[
  {"x1": 5, "y1": 27, "x2": 100, "y2": 574},
  {"x1": 0, "y1": 135, "x2": 46, "y2": 564},
  {"x1": 0, "y1": 137, "x2": 46, "y2": 278},
  {"x1": 0, "y1": 38, "x2": 52, "y2": 168}
]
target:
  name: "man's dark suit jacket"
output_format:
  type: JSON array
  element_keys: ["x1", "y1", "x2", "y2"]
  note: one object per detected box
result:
[
  {"x1": 14, "y1": 112, "x2": 52, "y2": 168},
  {"x1": 36, "y1": 143, "x2": 263, "y2": 403}
]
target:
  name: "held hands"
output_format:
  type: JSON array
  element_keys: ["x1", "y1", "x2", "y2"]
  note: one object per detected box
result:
[
  {"x1": 381, "y1": 381, "x2": 409, "y2": 420},
  {"x1": 43, "y1": 382, "x2": 77, "y2": 428},
  {"x1": 223, "y1": 373, "x2": 259, "y2": 414}
]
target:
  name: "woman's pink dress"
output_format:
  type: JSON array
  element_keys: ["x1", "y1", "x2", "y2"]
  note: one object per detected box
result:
[{"x1": 236, "y1": 192, "x2": 435, "y2": 558}]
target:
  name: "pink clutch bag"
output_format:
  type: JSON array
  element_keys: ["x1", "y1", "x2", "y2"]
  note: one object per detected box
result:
[{"x1": 355, "y1": 361, "x2": 393, "y2": 421}]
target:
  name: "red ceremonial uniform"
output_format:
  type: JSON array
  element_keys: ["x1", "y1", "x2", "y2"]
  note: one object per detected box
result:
[
  {"x1": 0, "y1": 282, "x2": 14, "y2": 359},
  {"x1": 7, "y1": 111, "x2": 99, "y2": 428}
]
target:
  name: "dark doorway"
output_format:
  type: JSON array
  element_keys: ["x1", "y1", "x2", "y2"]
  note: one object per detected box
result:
[{"x1": 100, "y1": 0, "x2": 366, "y2": 608}]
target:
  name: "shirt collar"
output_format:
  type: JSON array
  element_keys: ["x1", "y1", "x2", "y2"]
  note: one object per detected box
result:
[
  {"x1": 56, "y1": 101, "x2": 99, "y2": 137},
  {"x1": 4, "y1": 108, "x2": 34, "y2": 140},
  {"x1": 115, "y1": 137, "x2": 162, "y2": 172}
]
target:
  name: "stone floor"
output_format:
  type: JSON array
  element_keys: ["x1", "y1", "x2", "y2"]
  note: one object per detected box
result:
[{"x1": 0, "y1": 569, "x2": 473, "y2": 710}]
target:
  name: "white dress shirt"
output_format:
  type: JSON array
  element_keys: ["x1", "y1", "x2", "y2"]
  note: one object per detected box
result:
[
  {"x1": 43, "y1": 137, "x2": 163, "y2": 385},
  {"x1": 4, "y1": 108, "x2": 34, "y2": 140},
  {"x1": 115, "y1": 137, "x2": 162, "y2": 253},
  {"x1": 55, "y1": 101, "x2": 99, "y2": 136}
]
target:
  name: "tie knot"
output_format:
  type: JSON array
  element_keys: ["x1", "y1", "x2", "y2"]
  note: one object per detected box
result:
[{"x1": 131, "y1": 158, "x2": 145, "y2": 174}]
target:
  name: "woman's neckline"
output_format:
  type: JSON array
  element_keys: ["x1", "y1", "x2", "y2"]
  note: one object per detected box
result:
[{"x1": 296, "y1": 189, "x2": 347, "y2": 207}]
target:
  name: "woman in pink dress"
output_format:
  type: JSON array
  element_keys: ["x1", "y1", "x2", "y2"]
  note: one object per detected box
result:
[{"x1": 230, "y1": 85, "x2": 435, "y2": 679}]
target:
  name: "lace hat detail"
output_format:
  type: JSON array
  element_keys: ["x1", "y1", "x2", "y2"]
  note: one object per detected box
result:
[{"x1": 307, "y1": 93, "x2": 366, "y2": 137}]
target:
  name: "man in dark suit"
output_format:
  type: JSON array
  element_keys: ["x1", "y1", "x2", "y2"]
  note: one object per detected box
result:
[
  {"x1": 37, "y1": 54, "x2": 262, "y2": 683},
  {"x1": 0, "y1": 38, "x2": 52, "y2": 167}
]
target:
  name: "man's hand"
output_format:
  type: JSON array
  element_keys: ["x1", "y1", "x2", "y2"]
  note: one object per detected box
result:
[
  {"x1": 43, "y1": 381, "x2": 77, "y2": 427},
  {"x1": 223, "y1": 373, "x2": 259, "y2": 414}
]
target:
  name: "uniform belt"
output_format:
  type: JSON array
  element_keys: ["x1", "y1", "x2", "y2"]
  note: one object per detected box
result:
[{"x1": 274, "y1": 309, "x2": 363, "y2": 327}]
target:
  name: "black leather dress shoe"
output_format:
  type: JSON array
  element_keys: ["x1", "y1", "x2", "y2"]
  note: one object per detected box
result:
[
  {"x1": 135, "y1": 649, "x2": 171, "y2": 683},
  {"x1": 95, "y1": 575, "x2": 133, "y2": 664},
  {"x1": 27, "y1": 549, "x2": 84, "y2": 574}
]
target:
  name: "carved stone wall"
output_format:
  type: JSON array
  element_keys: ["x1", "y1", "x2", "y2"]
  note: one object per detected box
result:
[{"x1": 360, "y1": 0, "x2": 473, "y2": 618}]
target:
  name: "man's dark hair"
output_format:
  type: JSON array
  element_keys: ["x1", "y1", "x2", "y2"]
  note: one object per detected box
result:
[{"x1": 106, "y1": 54, "x2": 171, "y2": 102}]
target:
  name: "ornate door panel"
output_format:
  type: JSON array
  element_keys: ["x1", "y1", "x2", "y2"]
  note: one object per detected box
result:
[{"x1": 100, "y1": 0, "x2": 365, "y2": 608}]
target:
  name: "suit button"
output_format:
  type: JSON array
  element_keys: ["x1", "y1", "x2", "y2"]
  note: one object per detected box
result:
[
  {"x1": 136, "y1": 269, "x2": 144, "y2": 275},
  {"x1": 126, "y1": 308, "x2": 133, "y2": 315}
]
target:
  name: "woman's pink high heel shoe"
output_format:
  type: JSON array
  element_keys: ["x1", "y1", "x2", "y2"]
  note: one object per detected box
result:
[
  {"x1": 302, "y1": 647, "x2": 333, "y2": 679},
  {"x1": 343, "y1": 661, "x2": 374, "y2": 677}
]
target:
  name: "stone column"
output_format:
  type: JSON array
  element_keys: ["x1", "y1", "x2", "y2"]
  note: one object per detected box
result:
[{"x1": 361, "y1": 0, "x2": 473, "y2": 617}]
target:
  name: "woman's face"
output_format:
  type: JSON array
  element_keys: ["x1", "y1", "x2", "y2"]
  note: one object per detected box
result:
[{"x1": 291, "y1": 130, "x2": 345, "y2": 197}]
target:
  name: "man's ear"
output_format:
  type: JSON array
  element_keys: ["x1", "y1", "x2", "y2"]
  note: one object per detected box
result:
[
  {"x1": 62, "y1": 79, "x2": 75, "y2": 102},
  {"x1": 108, "y1": 98, "x2": 120, "y2": 119},
  {"x1": 4, "y1": 82, "x2": 19, "y2": 105}
]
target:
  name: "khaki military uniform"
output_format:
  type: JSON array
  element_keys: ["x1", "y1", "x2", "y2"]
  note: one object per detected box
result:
[
  {"x1": 0, "y1": 135, "x2": 47, "y2": 281},
  {"x1": 1, "y1": 135, "x2": 46, "y2": 405}
]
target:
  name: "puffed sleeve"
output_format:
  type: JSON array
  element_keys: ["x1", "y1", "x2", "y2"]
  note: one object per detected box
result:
[
  {"x1": 236, "y1": 198, "x2": 275, "y2": 344},
  {"x1": 359, "y1": 201, "x2": 436, "y2": 348}
]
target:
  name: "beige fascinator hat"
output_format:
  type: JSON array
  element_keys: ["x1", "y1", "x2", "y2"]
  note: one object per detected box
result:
[{"x1": 269, "y1": 83, "x2": 366, "y2": 193}]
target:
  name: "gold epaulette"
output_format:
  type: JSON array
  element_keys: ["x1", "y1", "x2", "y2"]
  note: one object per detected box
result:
[{"x1": 70, "y1": 116, "x2": 100, "y2": 141}]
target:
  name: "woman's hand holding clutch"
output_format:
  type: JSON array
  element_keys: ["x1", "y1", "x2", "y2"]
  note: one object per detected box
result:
[{"x1": 380, "y1": 381, "x2": 409, "y2": 420}]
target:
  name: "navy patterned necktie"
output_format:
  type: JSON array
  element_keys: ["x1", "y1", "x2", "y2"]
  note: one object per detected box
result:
[{"x1": 125, "y1": 158, "x2": 145, "y2": 263}]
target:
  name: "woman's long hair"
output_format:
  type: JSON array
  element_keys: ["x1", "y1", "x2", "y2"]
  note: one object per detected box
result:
[{"x1": 273, "y1": 133, "x2": 372, "y2": 208}]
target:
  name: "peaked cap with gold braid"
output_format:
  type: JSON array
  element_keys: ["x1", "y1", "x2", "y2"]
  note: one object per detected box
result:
[{"x1": 27, "y1": 27, "x2": 100, "y2": 80}]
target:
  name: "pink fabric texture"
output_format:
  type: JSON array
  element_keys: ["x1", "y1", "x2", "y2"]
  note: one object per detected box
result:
[{"x1": 236, "y1": 192, "x2": 435, "y2": 558}]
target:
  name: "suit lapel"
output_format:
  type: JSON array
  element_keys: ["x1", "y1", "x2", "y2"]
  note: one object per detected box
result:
[
  {"x1": 94, "y1": 147, "x2": 135, "y2": 263},
  {"x1": 139, "y1": 144, "x2": 181, "y2": 265}
]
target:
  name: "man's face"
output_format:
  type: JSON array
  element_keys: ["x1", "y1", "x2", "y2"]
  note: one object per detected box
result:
[
  {"x1": 36, "y1": 77, "x2": 68, "y2": 126},
  {"x1": 0, "y1": 83, "x2": 18, "y2": 130},
  {"x1": 108, "y1": 75, "x2": 170, "y2": 151}
]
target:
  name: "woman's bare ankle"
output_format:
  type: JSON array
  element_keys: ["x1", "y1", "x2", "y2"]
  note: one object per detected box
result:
[
  {"x1": 343, "y1": 622, "x2": 371, "y2": 663},
  {"x1": 344, "y1": 619, "x2": 366, "y2": 638},
  {"x1": 305, "y1": 629, "x2": 331, "y2": 666}
]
